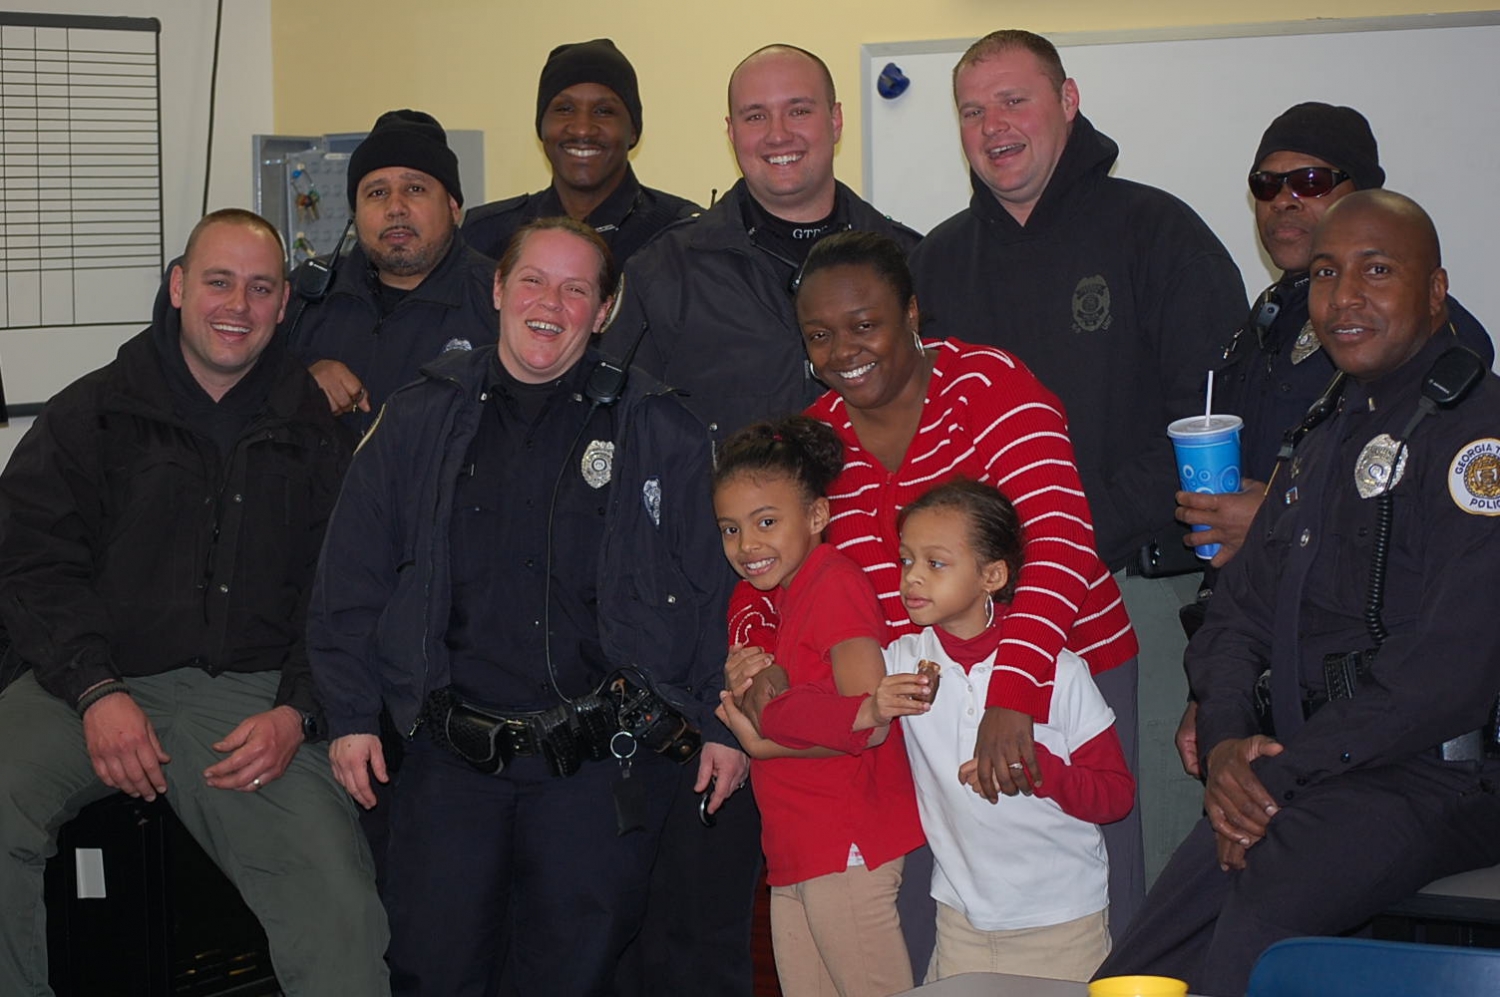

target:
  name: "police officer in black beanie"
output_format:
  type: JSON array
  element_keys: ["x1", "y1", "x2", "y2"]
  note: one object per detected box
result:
[
  {"x1": 281, "y1": 107, "x2": 496, "y2": 436},
  {"x1": 1171, "y1": 101, "x2": 1493, "y2": 777},
  {"x1": 462, "y1": 38, "x2": 702, "y2": 266}
]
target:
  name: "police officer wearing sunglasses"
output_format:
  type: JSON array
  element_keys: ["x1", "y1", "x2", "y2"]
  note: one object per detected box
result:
[{"x1": 1171, "y1": 102, "x2": 1493, "y2": 779}]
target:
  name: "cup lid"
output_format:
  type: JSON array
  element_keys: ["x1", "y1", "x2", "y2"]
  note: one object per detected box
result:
[{"x1": 1168, "y1": 413, "x2": 1243, "y2": 438}]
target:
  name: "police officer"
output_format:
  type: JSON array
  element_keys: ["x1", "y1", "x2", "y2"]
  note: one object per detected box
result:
[
  {"x1": 1171, "y1": 102, "x2": 1495, "y2": 777},
  {"x1": 308, "y1": 217, "x2": 744, "y2": 995},
  {"x1": 284, "y1": 108, "x2": 496, "y2": 434},
  {"x1": 1098, "y1": 190, "x2": 1500, "y2": 996},
  {"x1": 462, "y1": 39, "x2": 701, "y2": 266}
]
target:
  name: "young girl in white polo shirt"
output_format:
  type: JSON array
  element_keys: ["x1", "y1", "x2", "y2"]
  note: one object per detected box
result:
[{"x1": 857, "y1": 479, "x2": 1136, "y2": 983}]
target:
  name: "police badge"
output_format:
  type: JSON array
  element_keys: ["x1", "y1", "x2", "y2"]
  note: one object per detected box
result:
[
  {"x1": 1354, "y1": 433, "x2": 1408, "y2": 499},
  {"x1": 1288, "y1": 321, "x2": 1321, "y2": 365},
  {"x1": 1070, "y1": 275, "x2": 1113, "y2": 334},
  {"x1": 581, "y1": 440, "x2": 615, "y2": 489}
]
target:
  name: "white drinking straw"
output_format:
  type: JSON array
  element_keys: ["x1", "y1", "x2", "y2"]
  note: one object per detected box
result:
[{"x1": 1203, "y1": 370, "x2": 1215, "y2": 427}]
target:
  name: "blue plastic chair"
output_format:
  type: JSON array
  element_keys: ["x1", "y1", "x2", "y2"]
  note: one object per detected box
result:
[{"x1": 1246, "y1": 936, "x2": 1500, "y2": 996}]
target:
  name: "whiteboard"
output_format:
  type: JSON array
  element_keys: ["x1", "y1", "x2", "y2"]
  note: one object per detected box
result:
[
  {"x1": 862, "y1": 14, "x2": 1500, "y2": 341},
  {"x1": 0, "y1": 14, "x2": 164, "y2": 335},
  {"x1": 0, "y1": 0, "x2": 273, "y2": 422}
]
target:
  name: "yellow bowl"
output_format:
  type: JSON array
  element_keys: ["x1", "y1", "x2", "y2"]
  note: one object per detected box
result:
[{"x1": 1088, "y1": 976, "x2": 1189, "y2": 997}]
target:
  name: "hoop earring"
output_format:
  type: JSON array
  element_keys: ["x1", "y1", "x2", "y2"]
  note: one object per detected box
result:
[
  {"x1": 910, "y1": 327, "x2": 924, "y2": 353},
  {"x1": 984, "y1": 597, "x2": 995, "y2": 630}
]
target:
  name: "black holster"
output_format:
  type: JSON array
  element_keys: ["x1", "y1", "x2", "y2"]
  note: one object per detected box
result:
[
  {"x1": 422, "y1": 671, "x2": 701, "y2": 777},
  {"x1": 601, "y1": 670, "x2": 702, "y2": 764}
]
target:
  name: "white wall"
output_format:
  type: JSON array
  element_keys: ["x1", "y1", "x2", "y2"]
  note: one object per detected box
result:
[
  {"x1": 863, "y1": 16, "x2": 1500, "y2": 339},
  {"x1": 0, "y1": 0, "x2": 274, "y2": 471}
]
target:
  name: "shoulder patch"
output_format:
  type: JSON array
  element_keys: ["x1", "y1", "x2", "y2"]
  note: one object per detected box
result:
[{"x1": 1448, "y1": 438, "x2": 1500, "y2": 515}]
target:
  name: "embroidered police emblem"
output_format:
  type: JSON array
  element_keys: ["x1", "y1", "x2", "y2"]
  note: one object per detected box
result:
[
  {"x1": 643, "y1": 477, "x2": 662, "y2": 526},
  {"x1": 1071, "y1": 275, "x2": 1112, "y2": 334},
  {"x1": 1289, "y1": 321, "x2": 1321, "y2": 365},
  {"x1": 1354, "y1": 433, "x2": 1408, "y2": 498},
  {"x1": 581, "y1": 440, "x2": 614, "y2": 489},
  {"x1": 441, "y1": 338, "x2": 474, "y2": 353},
  {"x1": 1449, "y1": 439, "x2": 1500, "y2": 515}
]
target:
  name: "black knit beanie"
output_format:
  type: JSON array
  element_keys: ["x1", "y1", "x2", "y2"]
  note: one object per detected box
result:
[
  {"x1": 1253, "y1": 102, "x2": 1385, "y2": 191},
  {"x1": 346, "y1": 109, "x2": 463, "y2": 209},
  {"x1": 535, "y1": 39, "x2": 642, "y2": 146}
]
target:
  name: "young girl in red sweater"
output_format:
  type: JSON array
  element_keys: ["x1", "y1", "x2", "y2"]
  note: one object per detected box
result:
[{"x1": 713, "y1": 414, "x2": 924, "y2": 997}]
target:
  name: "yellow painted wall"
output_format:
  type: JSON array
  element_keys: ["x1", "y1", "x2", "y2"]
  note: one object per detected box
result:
[{"x1": 270, "y1": 1, "x2": 1490, "y2": 210}]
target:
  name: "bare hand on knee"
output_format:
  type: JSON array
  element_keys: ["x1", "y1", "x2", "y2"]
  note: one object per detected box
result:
[{"x1": 82, "y1": 689, "x2": 170, "y2": 801}]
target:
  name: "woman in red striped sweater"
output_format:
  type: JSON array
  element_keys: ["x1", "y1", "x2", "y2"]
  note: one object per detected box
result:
[{"x1": 729, "y1": 230, "x2": 1145, "y2": 926}]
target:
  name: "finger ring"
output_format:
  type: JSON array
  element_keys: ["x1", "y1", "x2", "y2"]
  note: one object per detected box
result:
[
  {"x1": 251, "y1": 777, "x2": 262, "y2": 788},
  {"x1": 1008, "y1": 762, "x2": 1025, "y2": 771}
]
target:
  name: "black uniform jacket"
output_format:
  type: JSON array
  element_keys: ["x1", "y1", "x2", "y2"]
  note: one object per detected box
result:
[
  {"x1": 308, "y1": 345, "x2": 734, "y2": 744},
  {"x1": 603, "y1": 179, "x2": 921, "y2": 442},
  {"x1": 284, "y1": 235, "x2": 497, "y2": 435},
  {"x1": 462, "y1": 165, "x2": 702, "y2": 266},
  {"x1": 0, "y1": 283, "x2": 350, "y2": 714}
]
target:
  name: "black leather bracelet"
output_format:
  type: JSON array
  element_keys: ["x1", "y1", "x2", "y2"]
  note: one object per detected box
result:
[{"x1": 75, "y1": 679, "x2": 130, "y2": 716}]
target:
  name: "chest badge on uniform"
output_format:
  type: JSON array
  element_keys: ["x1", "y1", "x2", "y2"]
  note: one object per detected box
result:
[
  {"x1": 1354, "y1": 433, "x2": 1408, "y2": 499},
  {"x1": 1289, "y1": 321, "x2": 1321, "y2": 365},
  {"x1": 1449, "y1": 438, "x2": 1500, "y2": 516},
  {"x1": 581, "y1": 440, "x2": 615, "y2": 489},
  {"x1": 1070, "y1": 275, "x2": 1112, "y2": 334},
  {"x1": 441, "y1": 338, "x2": 474, "y2": 353}
]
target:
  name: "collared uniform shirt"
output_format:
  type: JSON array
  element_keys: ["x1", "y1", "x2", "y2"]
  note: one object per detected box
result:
[{"x1": 446, "y1": 354, "x2": 612, "y2": 709}]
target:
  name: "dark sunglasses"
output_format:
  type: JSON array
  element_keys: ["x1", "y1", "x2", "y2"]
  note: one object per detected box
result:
[{"x1": 1248, "y1": 167, "x2": 1352, "y2": 202}]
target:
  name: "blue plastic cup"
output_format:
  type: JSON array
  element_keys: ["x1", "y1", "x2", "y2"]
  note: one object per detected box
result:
[{"x1": 1168, "y1": 414, "x2": 1243, "y2": 560}]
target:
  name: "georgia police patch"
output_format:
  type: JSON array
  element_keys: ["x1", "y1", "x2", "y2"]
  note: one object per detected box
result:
[{"x1": 1448, "y1": 438, "x2": 1500, "y2": 515}]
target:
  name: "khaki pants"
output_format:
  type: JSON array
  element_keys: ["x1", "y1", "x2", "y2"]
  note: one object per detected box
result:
[
  {"x1": 927, "y1": 901, "x2": 1111, "y2": 983},
  {"x1": 770, "y1": 856, "x2": 914, "y2": 997}
]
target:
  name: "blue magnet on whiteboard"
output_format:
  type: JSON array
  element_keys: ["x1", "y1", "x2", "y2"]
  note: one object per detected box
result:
[{"x1": 877, "y1": 62, "x2": 910, "y2": 100}]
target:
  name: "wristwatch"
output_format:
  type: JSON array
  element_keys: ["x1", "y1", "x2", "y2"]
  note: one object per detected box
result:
[{"x1": 297, "y1": 708, "x2": 325, "y2": 743}]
